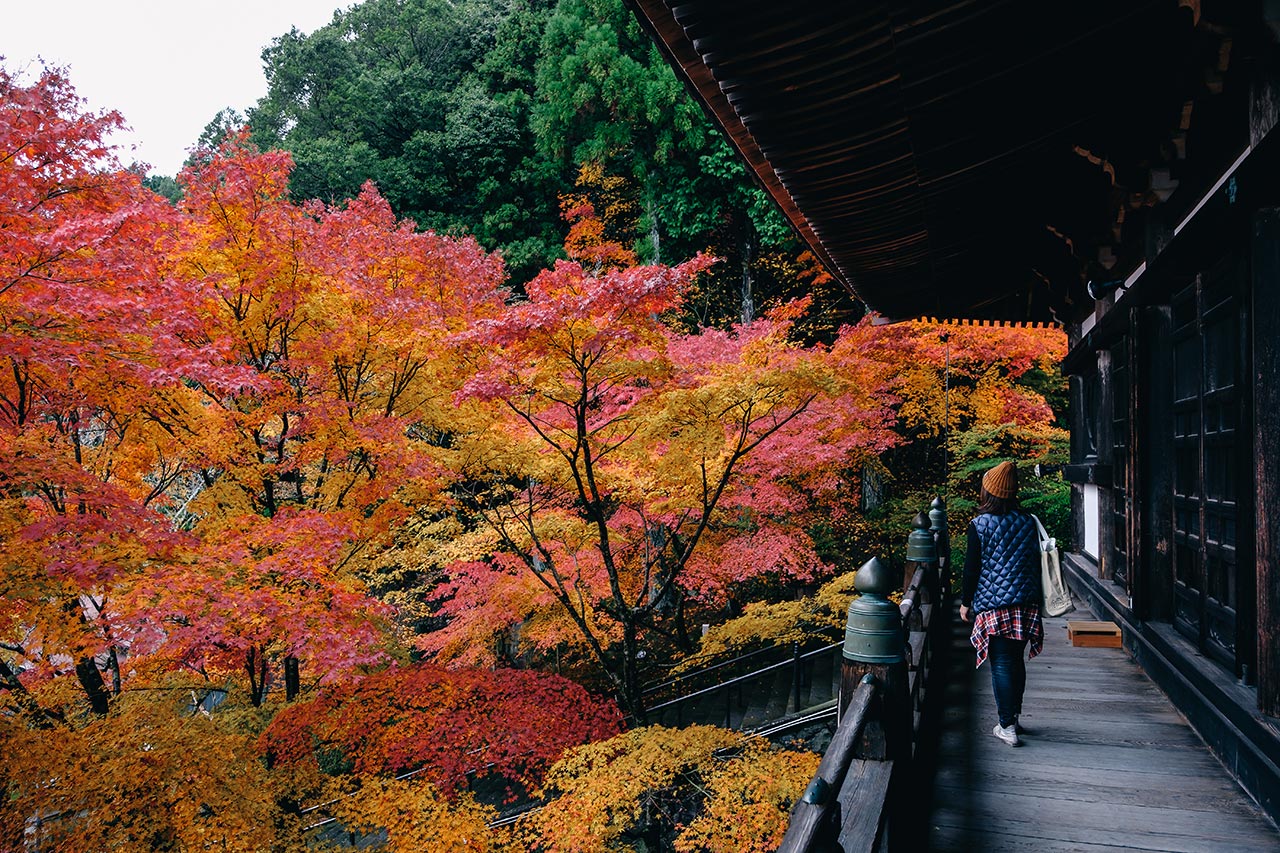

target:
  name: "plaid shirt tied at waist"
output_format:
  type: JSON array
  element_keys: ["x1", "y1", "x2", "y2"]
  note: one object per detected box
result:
[{"x1": 970, "y1": 604, "x2": 1044, "y2": 667}]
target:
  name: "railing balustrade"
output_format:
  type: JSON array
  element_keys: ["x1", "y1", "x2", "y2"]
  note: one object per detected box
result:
[
  {"x1": 642, "y1": 639, "x2": 805, "y2": 698},
  {"x1": 778, "y1": 498, "x2": 950, "y2": 853}
]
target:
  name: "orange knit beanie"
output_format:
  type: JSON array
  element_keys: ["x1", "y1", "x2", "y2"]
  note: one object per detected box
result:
[{"x1": 982, "y1": 460, "x2": 1018, "y2": 499}]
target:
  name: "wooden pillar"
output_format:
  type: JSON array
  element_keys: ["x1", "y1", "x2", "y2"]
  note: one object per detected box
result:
[
  {"x1": 840, "y1": 658, "x2": 910, "y2": 761},
  {"x1": 1068, "y1": 373, "x2": 1089, "y2": 552},
  {"x1": 1096, "y1": 349, "x2": 1115, "y2": 580},
  {"x1": 1252, "y1": 209, "x2": 1280, "y2": 716},
  {"x1": 1122, "y1": 310, "x2": 1139, "y2": 601},
  {"x1": 930, "y1": 497, "x2": 951, "y2": 593},
  {"x1": 1139, "y1": 306, "x2": 1176, "y2": 622}
]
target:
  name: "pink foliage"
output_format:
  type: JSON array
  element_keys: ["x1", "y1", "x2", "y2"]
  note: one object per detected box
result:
[
  {"x1": 124, "y1": 509, "x2": 390, "y2": 681},
  {"x1": 683, "y1": 524, "x2": 832, "y2": 600}
]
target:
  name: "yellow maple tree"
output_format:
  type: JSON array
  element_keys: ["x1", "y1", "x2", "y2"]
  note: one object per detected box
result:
[
  {"x1": 323, "y1": 776, "x2": 497, "y2": 852},
  {"x1": 517, "y1": 725, "x2": 816, "y2": 852}
]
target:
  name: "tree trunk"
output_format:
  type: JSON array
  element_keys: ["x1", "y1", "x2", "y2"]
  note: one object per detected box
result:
[
  {"x1": 646, "y1": 176, "x2": 661, "y2": 264},
  {"x1": 673, "y1": 590, "x2": 694, "y2": 652},
  {"x1": 0, "y1": 657, "x2": 61, "y2": 727},
  {"x1": 107, "y1": 646, "x2": 122, "y2": 695},
  {"x1": 621, "y1": 620, "x2": 645, "y2": 723},
  {"x1": 739, "y1": 216, "x2": 756, "y2": 324},
  {"x1": 285, "y1": 655, "x2": 300, "y2": 701},
  {"x1": 75, "y1": 656, "x2": 110, "y2": 715},
  {"x1": 246, "y1": 645, "x2": 269, "y2": 707},
  {"x1": 65, "y1": 597, "x2": 109, "y2": 714}
]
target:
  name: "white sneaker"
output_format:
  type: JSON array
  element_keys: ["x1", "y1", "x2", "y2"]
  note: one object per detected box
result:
[{"x1": 993, "y1": 723, "x2": 1021, "y2": 747}]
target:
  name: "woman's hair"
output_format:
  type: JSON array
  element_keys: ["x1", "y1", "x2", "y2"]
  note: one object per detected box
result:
[{"x1": 977, "y1": 486, "x2": 1021, "y2": 515}]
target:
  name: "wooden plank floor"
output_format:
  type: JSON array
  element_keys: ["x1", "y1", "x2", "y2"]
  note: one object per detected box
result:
[{"x1": 926, "y1": 603, "x2": 1280, "y2": 852}]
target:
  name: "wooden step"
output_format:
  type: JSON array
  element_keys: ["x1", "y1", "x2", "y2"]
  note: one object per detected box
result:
[{"x1": 1066, "y1": 620, "x2": 1123, "y2": 648}]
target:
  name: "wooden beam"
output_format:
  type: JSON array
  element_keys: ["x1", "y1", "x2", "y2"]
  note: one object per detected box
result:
[
  {"x1": 1252, "y1": 208, "x2": 1280, "y2": 716},
  {"x1": 1096, "y1": 348, "x2": 1115, "y2": 581},
  {"x1": 1124, "y1": 307, "x2": 1140, "y2": 604},
  {"x1": 622, "y1": 0, "x2": 854, "y2": 300}
]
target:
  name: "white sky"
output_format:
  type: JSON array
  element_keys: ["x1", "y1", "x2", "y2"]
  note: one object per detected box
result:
[{"x1": 2, "y1": 1, "x2": 349, "y2": 176}]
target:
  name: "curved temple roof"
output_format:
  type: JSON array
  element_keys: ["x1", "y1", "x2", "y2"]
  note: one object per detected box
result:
[{"x1": 627, "y1": 0, "x2": 1212, "y2": 323}]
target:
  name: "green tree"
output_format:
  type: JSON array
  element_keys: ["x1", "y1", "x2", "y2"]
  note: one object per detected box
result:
[
  {"x1": 142, "y1": 173, "x2": 182, "y2": 203},
  {"x1": 243, "y1": 0, "x2": 840, "y2": 325},
  {"x1": 248, "y1": 0, "x2": 565, "y2": 283},
  {"x1": 532, "y1": 0, "x2": 829, "y2": 329}
]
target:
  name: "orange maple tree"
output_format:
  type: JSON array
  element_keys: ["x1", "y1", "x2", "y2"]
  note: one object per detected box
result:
[
  {"x1": 0, "y1": 69, "x2": 505, "y2": 714},
  {"x1": 121, "y1": 136, "x2": 508, "y2": 703},
  {"x1": 0, "y1": 65, "x2": 223, "y2": 716},
  {"x1": 423, "y1": 214, "x2": 898, "y2": 718},
  {"x1": 832, "y1": 318, "x2": 1066, "y2": 443}
]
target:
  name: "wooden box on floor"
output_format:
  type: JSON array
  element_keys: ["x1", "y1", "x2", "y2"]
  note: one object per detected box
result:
[{"x1": 1067, "y1": 620, "x2": 1123, "y2": 648}]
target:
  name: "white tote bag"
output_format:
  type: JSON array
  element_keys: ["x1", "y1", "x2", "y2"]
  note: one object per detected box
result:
[{"x1": 1032, "y1": 514, "x2": 1074, "y2": 617}]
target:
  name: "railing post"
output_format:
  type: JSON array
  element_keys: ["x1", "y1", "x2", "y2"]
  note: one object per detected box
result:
[
  {"x1": 737, "y1": 657, "x2": 745, "y2": 708},
  {"x1": 792, "y1": 641, "x2": 803, "y2": 713},
  {"x1": 929, "y1": 496, "x2": 949, "y2": 594},
  {"x1": 776, "y1": 675, "x2": 881, "y2": 853},
  {"x1": 839, "y1": 557, "x2": 910, "y2": 761},
  {"x1": 904, "y1": 511, "x2": 937, "y2": 601}
]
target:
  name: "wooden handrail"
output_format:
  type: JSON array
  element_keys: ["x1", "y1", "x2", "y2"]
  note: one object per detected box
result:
[
  {"x1": 899, "y1": 565, "x2": 926, "y2": 619},
  {"x1": 776, "y1": 675, "x2": 879, "y2": 853}
]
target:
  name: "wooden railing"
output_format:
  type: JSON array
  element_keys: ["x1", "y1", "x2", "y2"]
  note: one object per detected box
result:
[
  {"x1": 641, "y1": 632, "x2": 839, "y2": 704},
  {"x1": 776, "y1": 674, "x2": 888, "y2": 849},
  {"x1": 643, "y1": 640, "x2": 843, "y2": 729},
  {"x1": 777, "y1": 504, "x2": 950, "y2": 853}
]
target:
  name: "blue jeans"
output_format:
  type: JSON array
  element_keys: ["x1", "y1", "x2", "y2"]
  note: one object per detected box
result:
[{"x1": 988, "y1": 635, "x2": 1028, "y2": 728}]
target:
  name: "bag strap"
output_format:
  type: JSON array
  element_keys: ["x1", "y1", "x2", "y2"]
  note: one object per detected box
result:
[{"x1": 1030, "y1": 513, "x2": 1055, "y2": 551}]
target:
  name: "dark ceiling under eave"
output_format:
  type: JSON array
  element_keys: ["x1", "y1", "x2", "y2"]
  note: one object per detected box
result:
[{"x1": 627, "y1": 0, "x2": 1205, "y2": 323}]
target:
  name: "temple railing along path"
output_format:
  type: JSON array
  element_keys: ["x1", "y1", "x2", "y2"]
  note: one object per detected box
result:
[
  {"x1": 640, "y1": 639, "x2": 844, "y2": 731},
  {"x1": 777, "y1": 513, "x2": 949, "y2": 853}
]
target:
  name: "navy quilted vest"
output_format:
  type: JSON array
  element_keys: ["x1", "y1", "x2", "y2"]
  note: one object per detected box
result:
[{"x1": 971, "y1": 511, "x2": 1041, "y2": 613}]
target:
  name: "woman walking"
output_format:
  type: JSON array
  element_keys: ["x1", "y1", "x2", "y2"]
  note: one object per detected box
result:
[{"x1": 959, "y1": 460, "x2": 1044, "y2": 747}]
